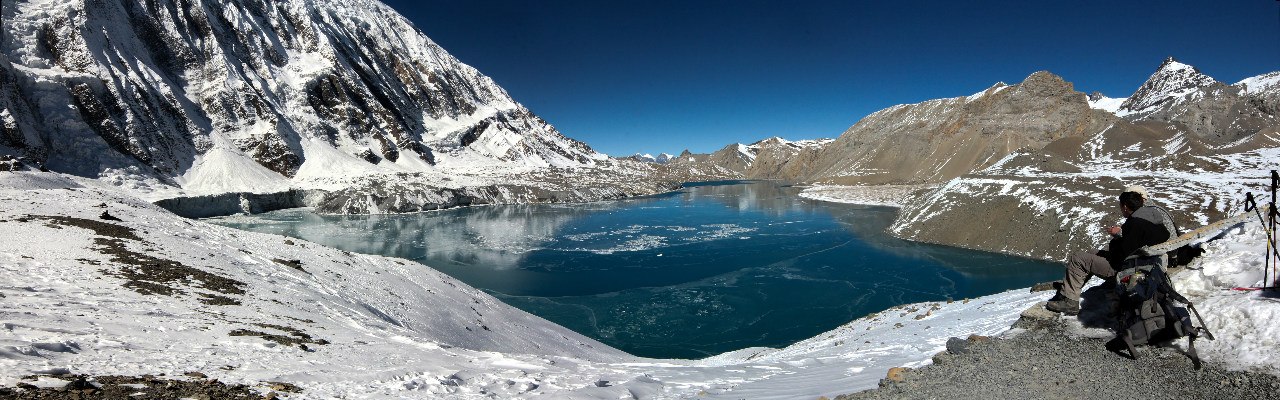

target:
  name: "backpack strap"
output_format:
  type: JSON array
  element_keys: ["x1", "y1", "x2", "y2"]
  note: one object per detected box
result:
[
  {"x1": 1159, "y1": 267, "x2": 1215, "y2": 368},
  {"x1": 1122, "y1": 332, "x2": 1140, "y2": 360},
  {"x1": 1186, "y1": 333, "x2": 1203, "y2": 370}
]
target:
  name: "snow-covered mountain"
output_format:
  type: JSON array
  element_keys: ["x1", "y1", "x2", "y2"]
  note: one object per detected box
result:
[
  {"x1": 667, "y1": 136, "x2": 833, "y2": 180},
  {"x1": 1086, "y1": 92, "x2": 1125, "y2": 113},
  {"x1": 1117, "y1": 57, "x2": 1219, "y2": 117},
  {"x1": 1110, "y1": 57, "x2": 1277, "y2": 145},
  {"x1": 0, "y1": 0, "x2": 606, "y2": 200},
  {"x1": 687, "y1": 58, "x2": 1278, "y2": 191}
]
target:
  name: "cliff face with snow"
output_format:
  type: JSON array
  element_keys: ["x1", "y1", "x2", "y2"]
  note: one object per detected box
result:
[
  {"x1": 892, "y1": 59, "x2": 1280, "y2": 260},
  {"x1": 0, "y1": 0, "x2": 604, "y2": 199}
]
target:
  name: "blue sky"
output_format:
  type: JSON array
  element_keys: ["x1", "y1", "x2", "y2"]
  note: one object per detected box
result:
[{"x1": 382, "y1": 1, "x2": 1280, "y2": 156}]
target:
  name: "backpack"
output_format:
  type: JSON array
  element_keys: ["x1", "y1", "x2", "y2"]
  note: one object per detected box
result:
[{"x1": 1114, "y1": 263, "x2": 1214, "y2": 367}]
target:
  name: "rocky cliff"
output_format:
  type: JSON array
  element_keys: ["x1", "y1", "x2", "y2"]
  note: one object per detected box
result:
[{"x1": 0, "y1": 0, "x2": 606, "y2": 201}]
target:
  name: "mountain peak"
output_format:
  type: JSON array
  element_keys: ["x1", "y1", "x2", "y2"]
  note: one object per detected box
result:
[
  {"x1": 1118, "y1": 57, "x2": 1217, "y2": 117},
  {"x1": 1012, "y1": 71, "x2": 1073, "y2": 97},
  {"x1": 750, "y1": 137, "x2": 788, "y2": 146}
]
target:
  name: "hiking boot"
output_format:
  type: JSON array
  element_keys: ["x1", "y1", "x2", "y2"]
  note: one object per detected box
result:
[
  {"x1": 1045, "y1": 298, "x2": 1080, "y2": 315},
  {"x1": 1047, "y1": 291, "x2": 1066, "y2": 302}
]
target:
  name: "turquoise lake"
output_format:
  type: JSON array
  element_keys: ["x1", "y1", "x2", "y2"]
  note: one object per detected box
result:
[{"x1": 209, "y1": 181, "x2": 1061, "y2": 358}]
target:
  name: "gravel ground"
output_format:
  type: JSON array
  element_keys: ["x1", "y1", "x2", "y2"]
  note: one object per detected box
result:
[
  {"x1": 837, "y1": 303, "x2": 1280, "y2": 400},
  {"x1": 0, "y1": 374, "x2": 298, "y2": 399}
]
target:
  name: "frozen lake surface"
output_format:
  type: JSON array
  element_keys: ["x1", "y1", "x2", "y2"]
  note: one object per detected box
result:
[{"x1": 210, "y1": 181, "x2": 1059, "y2": 358}]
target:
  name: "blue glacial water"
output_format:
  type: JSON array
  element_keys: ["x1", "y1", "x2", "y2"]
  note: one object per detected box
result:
[{"x1": 209, "y1": 181, "x2": 1061, "y2": 359}]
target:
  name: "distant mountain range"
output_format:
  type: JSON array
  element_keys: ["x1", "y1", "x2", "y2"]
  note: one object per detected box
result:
[
  {"x1": 686, "y1": 58, "x2": 1277, "y2": 188},
  {"x1": 617, "y1": 152, "x2": 676, "y2": 164},
  {"x1": 669, "y1": 57, "x2": 1278, "y2": 260}
]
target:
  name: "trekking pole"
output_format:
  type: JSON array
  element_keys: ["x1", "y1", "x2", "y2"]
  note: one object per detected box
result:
[
  {"x1": 1272, "y1": 171, "x2": 1279, "y2": 288},
  {"x1": 1247, "y1": 193, "x2": 1270, "y2": 288},
  {"x1": 1245, "y1": 194, "x2": 1280, "y2": 288}
]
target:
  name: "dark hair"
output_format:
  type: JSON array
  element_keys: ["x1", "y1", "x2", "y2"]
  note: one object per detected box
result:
[{"x1": 1119, "y1": 191, "x2": 1144, "y2": 211}]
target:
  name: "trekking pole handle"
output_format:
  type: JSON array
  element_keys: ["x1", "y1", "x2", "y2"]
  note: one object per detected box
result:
[
  {"x1": 1246, "y1": 193, "x2": 1257, "y2": 212},
  {"x1": 1272, "y1": 170, "x2": 1279, "y2": 210}
]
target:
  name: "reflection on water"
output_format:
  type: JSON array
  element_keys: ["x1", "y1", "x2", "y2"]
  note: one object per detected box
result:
[{"x1": 211, "y1": 181, "x2": 1060, "y2": 359}]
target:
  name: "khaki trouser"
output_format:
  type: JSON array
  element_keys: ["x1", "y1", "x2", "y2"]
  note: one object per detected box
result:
[{"x1": 1061, "y1": 250, "x2": 1115, "y2": 300}]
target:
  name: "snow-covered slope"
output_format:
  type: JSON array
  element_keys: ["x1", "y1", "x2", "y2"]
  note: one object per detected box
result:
[
  {"x1": 888, "y1": 124, "x2": 1280, "y2": 261},
  {"x1": 0, "y1": 171, "x2": 636, "y2": 397},
  {"x1": 1237, "y1": 71, "x2": 1280, "y2": 96},
  {"x1": 0, "y1": 0, "x2": 604, "y2": 200},
  {"x1": 4, "y1": 170, "x2": 1278, "y2": 398},
  {"x1": 1086, "y1": 92, "x2": 1125, "y2": 113}
]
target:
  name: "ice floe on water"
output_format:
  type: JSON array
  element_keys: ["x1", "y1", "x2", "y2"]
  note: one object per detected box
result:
[{"x1": 557, "y1": 224, "x2": 758, "y2": 254}]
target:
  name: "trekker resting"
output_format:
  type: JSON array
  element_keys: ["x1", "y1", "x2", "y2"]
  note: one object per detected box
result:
[{"x1": 1046, "y1": 186, "x2": 1174, "y2": 315}]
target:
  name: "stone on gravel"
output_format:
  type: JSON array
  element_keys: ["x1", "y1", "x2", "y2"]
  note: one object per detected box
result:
[{"x1": 1013, "y1": 302, "x2": 1059, "y2": 330}]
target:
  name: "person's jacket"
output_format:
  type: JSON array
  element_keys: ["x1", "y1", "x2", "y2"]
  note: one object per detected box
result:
[{"x1": 1106, "y1": 205, "x2": 1172, "y2": 268}]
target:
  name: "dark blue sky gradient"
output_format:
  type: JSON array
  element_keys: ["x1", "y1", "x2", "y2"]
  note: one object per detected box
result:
[{"x1": 381, "y1": 1, "x2": 1280, "y2": 156}]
